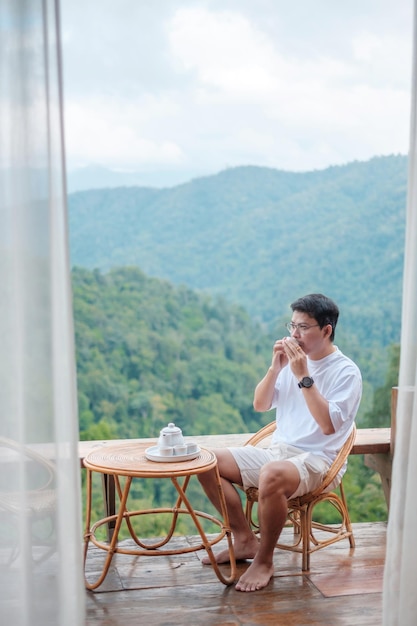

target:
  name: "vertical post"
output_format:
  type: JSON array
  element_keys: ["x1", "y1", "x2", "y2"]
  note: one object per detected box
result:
[{"x1": 101, "y1": 474, "x2": 116, "y2": 542}]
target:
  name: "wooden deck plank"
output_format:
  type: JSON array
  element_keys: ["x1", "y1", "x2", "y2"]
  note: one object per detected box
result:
[
  {"x1": 84, "y1": 522, "x2": 386, "y2": 626},
  {"x1": 309, "y1": 564, "x2": 383, "y2": 597}
]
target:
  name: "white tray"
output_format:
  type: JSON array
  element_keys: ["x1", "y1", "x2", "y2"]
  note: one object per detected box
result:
[{"x1": 145, "y1": 445, "x2": 201, "y2": 463}]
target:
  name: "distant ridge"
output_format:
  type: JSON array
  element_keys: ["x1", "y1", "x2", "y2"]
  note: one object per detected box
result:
[
  {"x1": 68, "y1": 155, "x2": 407, "y2": 354},
  {"x1": 66, "y1": 164, "x2": 210, "y2": 192}
]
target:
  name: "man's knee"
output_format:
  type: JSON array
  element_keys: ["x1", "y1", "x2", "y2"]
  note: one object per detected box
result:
[{"x1": 258, "y1": 461, "x2": 300, "y2": 499}]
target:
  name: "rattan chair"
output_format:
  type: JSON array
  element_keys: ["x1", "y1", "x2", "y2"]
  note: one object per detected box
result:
[
  {"x1": 244, "y1": 422, "x2": 356, "y2": 571},
  {"x1": 0, "y1": 437, "x2": 56, "y2": 564}
]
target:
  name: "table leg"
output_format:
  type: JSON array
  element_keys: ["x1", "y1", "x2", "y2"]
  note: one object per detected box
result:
[
  {"x1": 171, "y1": 468, "x2": 236, "y2": 585},
  {"x1": 84, "y1": 475, "x2": 133, "y2": 590},
  {"x1": 83, "y1": 468, "x2": 93, "y2": 571},
  {"x1": 123, "y1": 475, "x2": 192, "y2": 550}
]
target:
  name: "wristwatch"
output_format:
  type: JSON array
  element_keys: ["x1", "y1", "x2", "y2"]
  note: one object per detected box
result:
[{"x1": 298, "y1": 376, "x2": 314, "y2": 389}]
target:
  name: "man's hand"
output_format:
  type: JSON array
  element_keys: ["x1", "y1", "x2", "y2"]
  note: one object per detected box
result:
[
  {"x1": 270, "y1": 339, "x2": 290, "y2": 372},
  {"x1": 282, "y1": 337, "x2": 308, "y2": 380}
]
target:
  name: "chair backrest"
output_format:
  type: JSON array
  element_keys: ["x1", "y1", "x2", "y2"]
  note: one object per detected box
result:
[
  {"x1": 0, "y1": 437, "x2": 55, "y2": 491},
  {"x1": 244, "y1": 421, "x2": 357, "y2": 498},
  {"x1": 309, "y1": 424, "x2": 357, "y2": 498}
]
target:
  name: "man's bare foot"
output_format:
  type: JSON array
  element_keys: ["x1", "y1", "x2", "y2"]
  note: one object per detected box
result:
[
  {"x1": 201, "y1": 536, "x2": 259, "y2": 565},
  {"x1": 235, "y1": 560, "x2": 274, "y2": 592}
]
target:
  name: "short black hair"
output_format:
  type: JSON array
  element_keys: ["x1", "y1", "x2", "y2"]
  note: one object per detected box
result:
[{"x1": 290, "y1": 293, "x2": 339, "y2": 341}]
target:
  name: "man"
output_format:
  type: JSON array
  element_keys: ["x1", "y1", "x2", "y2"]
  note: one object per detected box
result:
[{"x1": 198, "y1": 293, "x2": 362, "y2": 592}]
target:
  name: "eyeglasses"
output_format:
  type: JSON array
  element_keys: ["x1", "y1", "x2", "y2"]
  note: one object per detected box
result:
[{"x1": 286, "y1": 322, "x2": 320, "y2": 334}]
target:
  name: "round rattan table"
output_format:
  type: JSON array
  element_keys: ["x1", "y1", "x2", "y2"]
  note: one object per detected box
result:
[{"x1": 83, "y1": 441, "x2": 236, "y2": 590}]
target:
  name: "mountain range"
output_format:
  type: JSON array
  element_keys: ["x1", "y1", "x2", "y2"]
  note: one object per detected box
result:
[{"x1": 68, "y1": 154, "x2": 407, "y2": 360}]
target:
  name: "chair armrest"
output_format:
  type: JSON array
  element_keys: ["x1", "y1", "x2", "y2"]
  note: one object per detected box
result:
[{"x1": 245, "y1": 421, "x2": 276, "y2": 446}]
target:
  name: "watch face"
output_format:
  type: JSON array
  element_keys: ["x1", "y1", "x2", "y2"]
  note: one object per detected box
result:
[{"x1": 301, "y1": 377, "x2": 314, "y2": 388}]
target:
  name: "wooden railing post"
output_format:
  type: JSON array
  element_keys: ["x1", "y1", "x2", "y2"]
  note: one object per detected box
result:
[{"x1": 363, "y1": 387, "x2": 397, "y2": 510}]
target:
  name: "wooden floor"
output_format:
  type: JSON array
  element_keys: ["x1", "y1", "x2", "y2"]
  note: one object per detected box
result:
[{"x1": 84, "y1": 522, "x2": 386, "y2": 626}]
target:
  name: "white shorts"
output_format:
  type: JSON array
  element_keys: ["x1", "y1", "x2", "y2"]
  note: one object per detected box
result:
[{"x1": 229, "y1": 443, "x2": 334, "y2": 499}]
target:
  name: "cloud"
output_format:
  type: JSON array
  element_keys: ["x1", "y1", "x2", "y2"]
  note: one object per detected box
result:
[
  {"x1": 164, "y1": 5, "x2": 411, "y2": 170},
  {"x1": 65, "y1": 98, "x2": 184, "y2": 168},
  {"x1": 169, "y1": 8, "x2": 279, "y2": 96},
  {"x1": 61, "y1": 1, "x2": 413, "y2": 177},
  {"x1": 352, "y1": 30, "x2": 411, "y2": 89}
]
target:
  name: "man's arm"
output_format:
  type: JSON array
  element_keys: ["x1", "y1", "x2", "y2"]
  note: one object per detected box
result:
[
  {"x1": 298, "y1": 385, "x2": 335, "y2": 435},
  {"x1": 253, "y1": 367, "x2": 279, "y2": 412}
]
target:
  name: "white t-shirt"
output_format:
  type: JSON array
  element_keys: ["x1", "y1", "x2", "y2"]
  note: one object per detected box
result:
[{"x1": 270, "y1": 347, "x2": 362, "y2": 464}]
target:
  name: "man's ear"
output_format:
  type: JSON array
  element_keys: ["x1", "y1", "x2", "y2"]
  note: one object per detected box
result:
[{"x1": 324, "y1": 323, "x2": 332, "y2": 338}]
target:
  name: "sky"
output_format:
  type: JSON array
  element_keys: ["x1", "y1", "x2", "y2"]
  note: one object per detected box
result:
[{"x1": 61, "y1": 0, "x2": 414, "y2": 184}]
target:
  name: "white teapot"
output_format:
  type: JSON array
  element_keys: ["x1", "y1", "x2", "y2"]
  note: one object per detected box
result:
[{"x1": 158, "y1": 423, "x2": 184, "y2": 448}]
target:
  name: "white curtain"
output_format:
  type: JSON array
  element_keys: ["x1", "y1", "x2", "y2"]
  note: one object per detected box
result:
[
  {"x1": 383, "y1": 1, "x2": 417, "y2": 623},
  {"x1": 0, "y1": 1, "x2": 85, "y2": 624}
]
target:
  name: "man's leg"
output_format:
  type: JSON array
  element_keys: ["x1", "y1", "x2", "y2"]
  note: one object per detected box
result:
[
  {"x1": 235, "y1": 460, "x2": 300, "y2": 592},
  {"x1": 197, "y1": 449, "x2": 259, "y2": 563}
]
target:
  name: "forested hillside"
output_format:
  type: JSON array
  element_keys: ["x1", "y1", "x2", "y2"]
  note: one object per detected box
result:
[
  {"x1": 73, "y1": 265, "x2": 397, "y2": 437},
  {"x1": 73, "y1": 266, "x2": 395, "y2": 529},
  {"x1": 73, "y1": 266, "x2": 274, "y2": 442},
  {"x1": 69, "y1": 155, "x2": 407, "y2": 368}
]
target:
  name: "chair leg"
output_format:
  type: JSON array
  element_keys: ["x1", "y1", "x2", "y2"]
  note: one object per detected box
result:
[
  {"x1": 246, "y1": 482, "x2": 354, "y2": 572},
  {"x1": 339, "y1": 481, "x2": 355, "y2": 548},
  {"x1": 245, "y1": 499, "x2": 259, "y2": 532},
  {"x1": 292, "y1": 509, "x2": 301, "y2": 535},
  {"x1": 299, "y1": 506, "x2": 311, "y2": 572}
]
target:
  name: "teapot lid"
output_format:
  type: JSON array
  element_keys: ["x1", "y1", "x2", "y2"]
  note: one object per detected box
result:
[{"x1": 160, "y1": 422, "x2": 182, "y2": 434}]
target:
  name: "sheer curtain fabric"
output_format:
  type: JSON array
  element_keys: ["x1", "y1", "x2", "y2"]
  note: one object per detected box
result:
[
  {"x1": 383, "y1": 1, "x2": 417, "y2": 623},
  {"x1": 0, "y1": 1, "x2": 84, "y2": 624}
]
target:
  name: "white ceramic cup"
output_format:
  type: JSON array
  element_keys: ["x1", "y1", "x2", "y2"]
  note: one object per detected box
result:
[
  {"x1": 174, "y1": 444, "x2": 187, "y2": 455},
  {"x1": 186, "y1": 443, "x2": 198, "y2": 454},
  {"x1": 158, "y1": 446, "x2": 174, "y2": 456}
]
